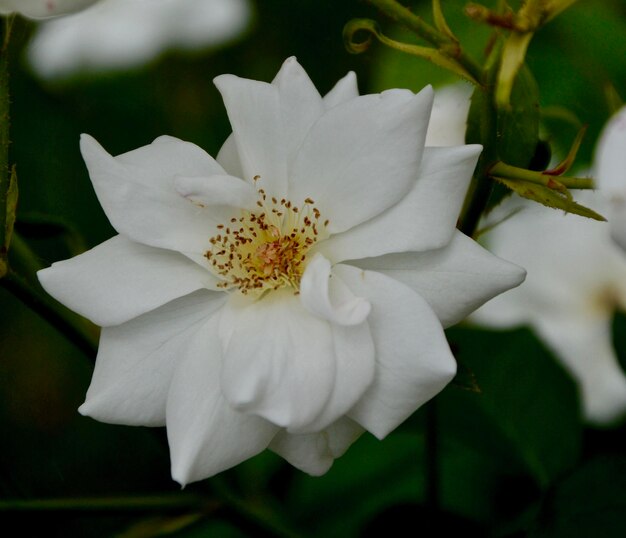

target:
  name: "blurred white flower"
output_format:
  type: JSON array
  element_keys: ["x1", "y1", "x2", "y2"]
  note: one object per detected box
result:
[
  {"x1": 425, "y1": 82, "x2": 472, "y2": 147},
  {"x1": 38, "y1": 58, "x2": 524, "y2": 484},
  {"x1": 595, "y1": 105, "x2": 626, "y2": 251},
  {"x1": 472, "y1": 191, "x2": 626, "y2": 424},
  {"x1": 27, "y1": 0, "x2": 251, "y2": 78},
  {"x1": 0, "y1": 0, "x2": 99, "y2": 18}
]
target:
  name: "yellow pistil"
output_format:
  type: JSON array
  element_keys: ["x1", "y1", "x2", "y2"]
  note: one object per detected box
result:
[{"x1": 205, "y1": 177, "x2": 329, "y2": 296}]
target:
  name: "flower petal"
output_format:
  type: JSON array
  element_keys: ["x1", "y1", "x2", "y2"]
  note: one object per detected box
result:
[
  {"x1": 354, "y1": 231, "x2": 526, "y2": 328},
  {"x1": 166, "y1": 312, "x2": 278, "y2": 486},
  {"x1": 38, "y1": 235, "x2": 219, "y2": 327},
  {"x1": 289, "y1": 86, "x2": 433, "y2": 234},
  {"x1": 80, "y1": 134, "x2": 227, "y2": 254},
  {"x1": 301, "y1": 320, "x2": 375, "y2": 433},
  {"x1": 536, "y1": 315, "x2": 626, "y2": 424},
  {"x1": 269, "y1": 417, "x2": 364, "y2": 476},
  {"x1": 216, "y1": 134, "x2": 244, "y2": 179},
  {"x1": 595, "y1": 105, "x2": 626, "y2": 197},
  {"x1": 174, "y1": 174, "x2": 258, "y2": 209},
  {"x1": 299, "y1": 253, "x2": 371, "y2": 325},
  {"x1": 79, "y1": 290, "x2": 225, "y2": 426},
  {"x1": 334, "y1": 265, "x2": 457, "y2": 439},
  {"x1": 0, "y1": 0, "x2": 98, "y2": 18},
  {"x1": 213, "y1": 74, "x2": 288, "y2": 195},
  {"x1": 218, "y1": 292, "x2": 336, "y2": 432},
  {"x1": 318, "y1": 145, "x2": 481, "y2": 262},
  {"x1": 425, "y1": 83, "x2": 472, "y2": 146},
  {"x1": 323, "y1": 71, "x2": 358, "y2": 109},
  {"x1": 271, "y1": 57, "x2": 325, "y2": 171}
]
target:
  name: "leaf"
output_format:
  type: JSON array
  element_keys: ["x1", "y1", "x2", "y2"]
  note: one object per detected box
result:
[
  {"x1": 445, "y1": 326, "x2": 583, "y2": 487},
  {"x1": 494, "y1": 176, "x2": 605, "y2": 220},
  {"x1": 530, "y1": 455, "x2": 626, "y2": 537}
]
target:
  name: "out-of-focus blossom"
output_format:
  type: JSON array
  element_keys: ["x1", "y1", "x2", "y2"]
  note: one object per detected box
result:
[
  {"x1": 0, "y1": 0, "x2": 99, "y2": 18},
  {"x1": 595, "y1": 105, "x2": 626, "y2": 251},
  {"x1": 38, "y1": 58, "x2": 525, "y2": 484},
  {"x1": 27, "y1": 0, "x2": 251, "y2": 78},
  {"x1": 472, "y1": 192, "x2": 626, "y2": 424},
  {"x1": 425, "y1": 82, "x2": 472, "y2": 147}
]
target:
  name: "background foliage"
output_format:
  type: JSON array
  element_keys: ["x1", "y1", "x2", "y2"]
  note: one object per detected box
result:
[{"x1": 1, "y1": 0, "x2": 626, "y2": 536}]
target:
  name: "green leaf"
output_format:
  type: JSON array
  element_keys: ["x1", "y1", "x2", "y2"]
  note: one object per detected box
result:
[
  {"x1": 445, "y1": 326, "x2": 583, "y2": 487},
  {"x1": 494, "y1": 176, "x2": 605, "y2": 220},
  {"x1": 530, "y1": 455, "x2": 626, "y2": 537}
]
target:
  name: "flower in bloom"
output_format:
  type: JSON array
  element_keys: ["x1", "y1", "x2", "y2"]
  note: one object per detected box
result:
[
  {"x1": 595, "y1": 105, "x2": 626, "y2": 251},
  {"x1": 38, "y1": 58, "x2": 525, "y2": 484},
  {"x1": 27, "y1": 0, "x2": 251, "y2": 78},
  {"x1": 0, "y1": 0, "x2": 100, "y2": 18},
  {"x1": 472, "y1": 191, "x2": 626, "y2": 424}
]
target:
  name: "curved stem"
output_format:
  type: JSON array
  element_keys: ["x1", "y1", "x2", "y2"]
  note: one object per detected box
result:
[
  {"x1": 365, "y1": 0, "x2": 484, "y2": 83},
  {"x1": 2, "y1": 234, "x2": 99, "y2": 357}
]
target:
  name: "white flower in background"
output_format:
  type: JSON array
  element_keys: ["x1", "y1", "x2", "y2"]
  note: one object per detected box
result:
[
  {"x1": 595, "y1": 105, "x2": 626, "y2": 251},
  {"x1": 38, "y1": 58, "x2": 524, "y2": 484},
  {"x1": 425, "y1": 82, "x2": 472, "y2": 147},
  {"x1": 27, "y1": 0, "x2": 251, "y2": 78},
  {"x1": 0, "y1": 0, "x2": 99, "y2": 18},
  {"x1": 472, "y1": 192, "x2": 626, "y2": 424}
]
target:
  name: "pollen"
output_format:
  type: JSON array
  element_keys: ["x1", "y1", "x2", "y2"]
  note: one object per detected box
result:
[{"x1": 205, "y1": 180, "x2": 329, "y2": 295}]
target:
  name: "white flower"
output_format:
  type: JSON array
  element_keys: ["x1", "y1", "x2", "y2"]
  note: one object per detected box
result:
[
  {"x1": 27, "y1": 0, "x2": 251, "y2": 78},
  {"x1": 425, "y1": 83, "x2": 472, "y2": 147},
  {"x1": 595, "y1": 105, "x2": 626, "y2": 251},
  {"x1": 0, "y1": 0, "x2": 100, "y2": 18},
  {"x1": 38, "y1": 58, "x2": 525, "y2": 484},
  {"x1": 472, "y1": 192, "x2": 626, "y2": 424}
]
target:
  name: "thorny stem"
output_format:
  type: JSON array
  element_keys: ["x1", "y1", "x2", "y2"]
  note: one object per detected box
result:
[{"x1": 365, "y1": 0, "x2": 484, "y2": 84}]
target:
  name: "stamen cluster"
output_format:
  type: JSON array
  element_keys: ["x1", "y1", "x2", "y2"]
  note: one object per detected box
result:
[{"x1": 205, "y1": 177, "x2": 329, "y2": 295}]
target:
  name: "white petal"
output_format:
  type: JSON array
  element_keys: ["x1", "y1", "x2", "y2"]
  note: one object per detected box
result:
[
  {"x1": 323, "y1": 71, "x2": 358, "y2": 109},
  {"x1": 0, "y1": 0, "x2": 98, "y2": 18},
  {"x1": 216, "y1": 134, "x2": 244, "y2": 179},
  {"x1": 166, "y1": 313, "x2": 278, "y2": 485},
  {"x1": 425, "y1": 83, "x2": 472, "y2": 146},
  {"x1": 300, "y1": 253, "x2": 371, "y2": 325},
  {"x1": 302, "y1": 321, "x2": 376, "y2": 432},
  {"x1": 269, "y1": 418, "x2": 364, "y2": 476},
  {"x1": 174, "y1": 174, "x2": 258, "y2": 209},
  {"x1": 536, "y1": 315, "x2": 626, "y2": 424},
  {"x1": 595, "y1": 105, "x2": 626, "y2": 197},
  {"x1": 318, "y1": 145, "x2": 481, "y2": 262},
  {"x1": 608, "y1": 200, "x2": 626, "y2": 251},
  {"x1": 218, "y1": 292, "x2": 336, "y2": 432},
  {"x1": 79, "y1": 290, "x2": 225, "y2": 427},
  {"x1": 334, "y1": 265, "x2": 457, "y2": 439},
  {"x1": 271, "y1": 57, "x2": 325, "y2": 171},
  {"x1": 213, "y1": 74, "x2": 288, "y2": 195},
  {"x1": 37, "y1": 235, "x2": 219, "y2": 327},
  {"x1": 80, "y1": 134, "x2": 227, "y2": 255},
  {"x1": 355, "y1": 231, "x2": 526, "y2": 328},
  {"x1": 289, "y1": 86, "x2": 434, "y2": 234}
]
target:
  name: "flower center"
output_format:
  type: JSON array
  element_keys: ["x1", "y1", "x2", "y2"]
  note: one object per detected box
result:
[{"x1": 205, "y1": 177, "x2": 329, "y2": 296}]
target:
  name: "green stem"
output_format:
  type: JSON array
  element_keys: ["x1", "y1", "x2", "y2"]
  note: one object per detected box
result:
[
  {"x1": 489, "y1": 161, "x2": 594, "y2": 189},
  {"x1": 2, "y1": 234, "x2": 99, "y2": 357},
  {"x1": 0, "y1": 18, "x2": 12, "y2": 267},
  {"x1": 365, "y1": 0, "x2": 484, "y2": 83},
  {"x1": 0, "y1": 494, "x2": 210, "y2": 513}
]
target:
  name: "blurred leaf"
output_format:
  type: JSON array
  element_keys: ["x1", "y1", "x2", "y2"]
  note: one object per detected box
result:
[
  {"x1": 529, "y1": 455, "x2": 626, "y2": 537},
  {"x1": 446, "y1": 326, "x2": 582, "y2": 487},
  {"x1": 497, "y1": 65, "x2": 540, "y2": 168}
]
